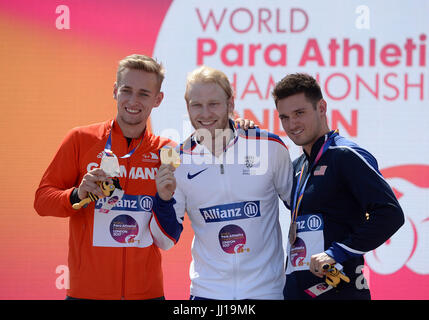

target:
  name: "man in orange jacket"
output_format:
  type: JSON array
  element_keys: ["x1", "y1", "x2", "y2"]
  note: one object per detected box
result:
[{"x1": 34, "y1": 54, "x2": 183, "y2": 300}]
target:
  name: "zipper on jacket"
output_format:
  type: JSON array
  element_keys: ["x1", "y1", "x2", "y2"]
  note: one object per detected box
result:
[{"x1": 220, "y1": 163, "x2": 224, "y2": 174}]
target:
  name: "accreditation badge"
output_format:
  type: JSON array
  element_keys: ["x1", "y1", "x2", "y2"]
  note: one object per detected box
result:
[{"x1": 97, "y1": 188, "x2": 125, "y2": 214}]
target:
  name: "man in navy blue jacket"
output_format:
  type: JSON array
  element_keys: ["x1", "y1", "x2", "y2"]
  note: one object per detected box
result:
[{"x1": 273, "y1": 73, "x2": 404, "y2": 300}]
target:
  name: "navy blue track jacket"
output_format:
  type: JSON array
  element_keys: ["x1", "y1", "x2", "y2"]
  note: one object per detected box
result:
[{"x1": 284, "y1": 131, "x2": 404, "y2": 300}]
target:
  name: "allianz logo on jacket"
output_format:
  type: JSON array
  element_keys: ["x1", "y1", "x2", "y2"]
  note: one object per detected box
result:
[{"x1": 199, "y1": 201, "x2": 261, "y2": 223}]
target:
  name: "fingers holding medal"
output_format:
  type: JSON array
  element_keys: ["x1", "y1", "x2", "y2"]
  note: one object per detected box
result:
[
  {"x1": 160, "y1": 146, "x2": 181, "y2": 168},
  {"x1": 77, "y1": 168, "x2": 111, "y2": 200},
  {"x1": 73, "y1": 152, "x2": 120, "y2": 209},
  {"x1": 156, "y1": 147, "x2": 181, "y2": 201}
]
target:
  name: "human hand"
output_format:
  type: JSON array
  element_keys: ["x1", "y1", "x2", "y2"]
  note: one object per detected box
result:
[
  {"x1": 234, "y1": 118, "x2": 258, "y2": 130},
  {"x1": 77, "y1": 168, "x2": 110, "y2": 200},
  {"x1": 310, "y1": 252, "x2": 336, "y2": 278},
  {"x1": 156, "y1": 164, "x2": 177, "y2": 201}
]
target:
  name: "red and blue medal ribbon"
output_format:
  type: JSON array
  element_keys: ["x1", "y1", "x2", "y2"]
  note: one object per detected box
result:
[
  {"x1": 290, "y1": 130, "x2": 339, "y2": 224},
  {"x1": 104, "y1": 120, "x2": 143, "y2": 158}
]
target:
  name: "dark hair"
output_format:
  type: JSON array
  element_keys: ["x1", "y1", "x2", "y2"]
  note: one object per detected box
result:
[{"x1": 272, "y1": 73, "x2": 323, "y2": 108}]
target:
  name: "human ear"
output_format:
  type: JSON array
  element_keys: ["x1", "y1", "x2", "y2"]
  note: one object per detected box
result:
[
  {"x1": 154, "y1": 91, "x2": 164, "y2": 108},
  {"x1": 227, "y1": 96, "x2": 235, "y2": 116},
  {"x1": 113, "y1": 82, "x2": 118, "y2": 100},
  {"x1": 318, "y1": 99, "x2": 327, "y2": 115}
]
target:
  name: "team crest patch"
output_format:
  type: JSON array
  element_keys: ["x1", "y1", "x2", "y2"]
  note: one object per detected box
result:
[
  {"x1": 243, "y1": 156, "x2": 255, "y2": 175},
  {"x1": 244, "y1": 156, "x2": 255, "y2": 168},
  {"x1": 142, "y1": 152, "x2": 159, "y2": 163}
]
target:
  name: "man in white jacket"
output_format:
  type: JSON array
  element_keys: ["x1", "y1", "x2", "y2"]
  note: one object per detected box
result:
[{"x1": 155, "y1": 66, "x2": 294, "y2": 299}]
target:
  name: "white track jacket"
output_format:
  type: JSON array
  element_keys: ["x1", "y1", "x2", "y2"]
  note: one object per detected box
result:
[{"x1": 173, "y1": 124, "x2": 293, "y2": 299}]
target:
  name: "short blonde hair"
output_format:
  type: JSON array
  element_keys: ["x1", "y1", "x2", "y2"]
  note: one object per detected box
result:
[
  {"x1": 116, "y1": 54, "x2": 165, "y2": 90},
  {"x1": 184, "y1": 66, "x2": 234, "y2": 103}
]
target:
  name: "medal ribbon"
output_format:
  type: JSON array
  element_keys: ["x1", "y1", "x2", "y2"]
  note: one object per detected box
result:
[
  {"x1": 104, "y1": 120, "x2": 143, "y2": 158},
  {"x1": 291, "y1": 130, "x2": 339, "y2": 224}
]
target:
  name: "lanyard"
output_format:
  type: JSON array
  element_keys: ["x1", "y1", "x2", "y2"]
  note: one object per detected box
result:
[
  {"x1": 291, "y1": 130, "x2": 339, "y2": 224},
  {"x1": 104, "y1": 120, "x2": 143, "y2": 158}
]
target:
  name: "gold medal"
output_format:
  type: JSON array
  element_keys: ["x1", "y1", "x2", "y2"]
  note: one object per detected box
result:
[
  {"x1": 288, "y1": 222, "x2": 297, "y2": 244},
  {"x1": 160, "y1": 146, "x2": 181, "y2": 168}
]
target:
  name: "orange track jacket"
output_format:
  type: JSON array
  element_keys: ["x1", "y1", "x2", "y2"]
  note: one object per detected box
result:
[{"x1": 34, "y1": 119, "x2": 182, "y2": 299}]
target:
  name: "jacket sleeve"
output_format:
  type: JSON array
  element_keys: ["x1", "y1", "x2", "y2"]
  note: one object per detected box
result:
[
  {"x1": 150, "y1": 190, "x2": 184, "y2": 251},
  {"x1": 325, "y1": 146, "x2": 405, "y2": 263},
  {"x1": 272, "y1": 141, "x2": 294, "y2": 208},
  {"x1": 34, "y1": 129, "x2": 81, "y2": 218}
]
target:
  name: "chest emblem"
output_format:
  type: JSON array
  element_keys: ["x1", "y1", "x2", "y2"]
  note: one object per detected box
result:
[{"x1": 314, "y1": 165, "x2": 328, "y2": 176}]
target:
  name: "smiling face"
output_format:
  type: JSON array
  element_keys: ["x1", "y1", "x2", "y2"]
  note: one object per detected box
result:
[
  {"x1": 186, "y1": 81, "x2": 234, "y2": 144},
  {"x1": 277, "y1": 92, "x2": 329, "y2": 155},
  {"x1": 113, "y1": 68, "x2": 163, "y2": 138}
]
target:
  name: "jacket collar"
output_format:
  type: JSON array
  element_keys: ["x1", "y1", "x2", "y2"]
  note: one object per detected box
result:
[
  {"x1": 108, "y1": 118, "x2": 149, "y2": 155},
  {"x1": 304, "y1": 130, "x2": 335, "y2": 164},
  {"x1": 181, "y1": 119, "x2": 238, "y2": 155}
]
